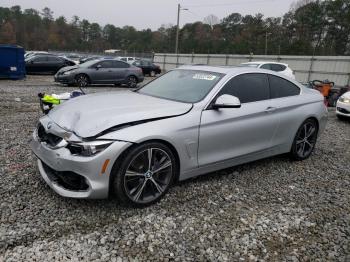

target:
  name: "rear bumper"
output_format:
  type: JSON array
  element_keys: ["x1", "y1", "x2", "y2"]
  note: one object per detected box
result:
[{"x1": 137, "y1": 74, "x2": 144, "y2": 83}]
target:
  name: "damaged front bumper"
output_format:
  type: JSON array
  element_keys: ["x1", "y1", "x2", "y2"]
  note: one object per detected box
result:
[{"x1": 30, "y1": 119, "x2": 132, "y2": 199}]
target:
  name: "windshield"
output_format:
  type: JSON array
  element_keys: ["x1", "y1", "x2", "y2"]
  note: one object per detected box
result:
[
  {"x1": 79, "y1": 59, "x2": 100, "y2": 67},
  {"x1": 239, "y1": 63, "x2": 260, "y2": 68},
  {"x1": 138, "y1": 70, "x2": 224, "y2": 103}
]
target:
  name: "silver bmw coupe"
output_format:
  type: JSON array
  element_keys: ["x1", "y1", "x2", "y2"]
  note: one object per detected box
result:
[{"x1": 30, "y1": 66, "x2": 327, "y2": 206}]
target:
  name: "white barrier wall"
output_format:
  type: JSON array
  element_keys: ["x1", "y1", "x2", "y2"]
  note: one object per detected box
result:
[{"x1": 154, "y1": 53, "x2": 350, "y2": 86}]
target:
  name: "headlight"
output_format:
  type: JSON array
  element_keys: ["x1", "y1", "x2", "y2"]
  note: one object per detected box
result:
[
  {"x1": 67, "y1": 140, "x2": 112, "y2": 156},
  {"x1": 63, "y1": 70, "x2": 75, "y2": 75},
  {"x1": 339, "y1": 96, "x2": 350, "y2": 103}
]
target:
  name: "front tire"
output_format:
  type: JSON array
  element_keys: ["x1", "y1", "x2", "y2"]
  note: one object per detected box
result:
[
  {"x1": 337, "y1": 114, "x2": 348, "y2": 121},
  {"x1": 75, "y1": 74, "x2": 89, "y2": 87},
  {"x1": 290, "y1": 119, "x2": 318, "y2": 161},
  {"x1": 112, "y1": 142, "x2": 177, "y2": 207}
]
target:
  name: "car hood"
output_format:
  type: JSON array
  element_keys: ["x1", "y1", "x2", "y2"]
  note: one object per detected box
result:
[
  {"x1": 57, "y1": 65, "x2": 79, "y2": 73},
  {"x1": 47, "y1": 91, "x2": 192, "y2": 138}
]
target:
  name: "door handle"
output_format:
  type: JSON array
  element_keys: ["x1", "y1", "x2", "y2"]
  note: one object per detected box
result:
[
  {"x1": 265, "y1": 106, "x2": 277, "y2": 113},
  {"x1": 108, "y1": 70, "x2": 113, "y2": 72}
]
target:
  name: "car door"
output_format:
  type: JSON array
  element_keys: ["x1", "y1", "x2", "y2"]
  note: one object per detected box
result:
[
  {"x1": 266, "y1": 74, "x2": 302, "y2": 147},
  {"x1": 141, "y1": 60, "x2": 151, "y2": 75},
  {"x1": 89, "y1": 60, "x2": 115, "y2": 83},
  {"x1": 133, "y1": 61, "x2": 143, "y2": 74},
  {"x1": 47, "y1": 56, "x2": 64, "y2": 73},
  {"x1": 113, "y1": 61, "x2": 130, "y2": 82},
  {"x1": 198, "y1": 73, "x2": 280, "y2": 166}
]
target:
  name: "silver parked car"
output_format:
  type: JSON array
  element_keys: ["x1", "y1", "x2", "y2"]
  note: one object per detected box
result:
[
  {"x1": 30, "y1": 66, "x2": 327, "y2": 206},
  {"x1": 54, "y1": 59, "x2": 144, "y2": 88}
]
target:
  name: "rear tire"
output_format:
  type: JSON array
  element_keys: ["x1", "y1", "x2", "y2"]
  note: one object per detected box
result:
[
  {"x1": 290, "y1": 119, "x2": 318, "y2": 161},
  {"x1": 112, "y1": 142, "x2": 177, "y2": 207},
  {"x1": 126, "y1": 76, "x2": 138, "y2": 88}
]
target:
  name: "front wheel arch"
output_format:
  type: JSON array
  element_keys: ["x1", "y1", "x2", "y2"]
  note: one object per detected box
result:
[
  {"x1": 75, "y1": 73, "x2": 90, "y2": 86},
  {"x1": 108, "y1": 139, "x2": 181, "y2": 198}
]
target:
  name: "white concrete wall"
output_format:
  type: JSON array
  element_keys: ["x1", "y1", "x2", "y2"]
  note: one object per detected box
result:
[{"x1": 153, "y1": 53, "x2": 350, "y2": 86}]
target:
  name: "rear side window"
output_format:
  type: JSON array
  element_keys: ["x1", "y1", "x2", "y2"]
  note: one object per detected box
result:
[
  {"x1": 268, "y1": 74, "x2": 300, "y2": 98},
  {"x1": 97, "y1": 61, "x2": 113, "y2": 68},
  {"x1": 114, "y1": 61, "x2": 130, "y2": 68},
  {"x1": 219, "y1": 73, "x2": 270, "y2": 103}
]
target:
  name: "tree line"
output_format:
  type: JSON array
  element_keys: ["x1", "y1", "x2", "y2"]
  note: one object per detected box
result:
[{"x1": 0, "y1": 0, "x2": 349, "y2": 55}]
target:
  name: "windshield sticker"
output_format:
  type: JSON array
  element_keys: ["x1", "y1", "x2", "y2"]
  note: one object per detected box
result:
[{"x1": 193, "y1": 74, "x2": 217, "y2": 81}]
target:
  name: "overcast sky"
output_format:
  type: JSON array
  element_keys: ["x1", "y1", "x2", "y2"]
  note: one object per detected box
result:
[{"x1": 1, "y1": 0, "x2": 296, "y2": 30}]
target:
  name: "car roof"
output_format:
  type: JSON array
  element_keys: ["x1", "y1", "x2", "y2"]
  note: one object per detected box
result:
[
  {"x1": 242, "y1": 61, "x2": 288, "y2": 66},
  {"x1": 178, "y1": 65, "x2": 264, "y2": 74},
  {"x1": 177, "y1": 65, "x2": 296, "y2": 79}
]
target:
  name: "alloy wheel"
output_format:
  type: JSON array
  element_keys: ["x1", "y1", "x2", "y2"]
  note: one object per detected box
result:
[
  {"x1": 123, "y1": 148, "x2": 173, "y2": 204},
  {"x1": 295, "y1": 121, "x2": 318, "y2": 158},
  {"x1": 127, "y1": 76, "x2": 137, "y2": 88},
  {"x1": 76, "y1": 75, "x2": 88, "y2": 87}
]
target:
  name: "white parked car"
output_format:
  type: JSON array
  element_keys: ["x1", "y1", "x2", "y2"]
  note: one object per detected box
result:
[
  {"x1": 240, "y1": 61, "x2": 295, "y2": 80},
  {"x1": 336, "y1": 91, "x2": 350, "y2": 119},
  {"x1": 117, "y1": 56, "x2": 138, "y2": 64}
]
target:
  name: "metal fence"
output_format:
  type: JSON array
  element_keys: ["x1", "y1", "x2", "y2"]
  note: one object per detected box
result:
[
  {"x1": 153, "y1": 53, "x2": 350, "y2": 86},
  {"x1": 50, "y1": 50, "x2": 154, "y2": 60}
]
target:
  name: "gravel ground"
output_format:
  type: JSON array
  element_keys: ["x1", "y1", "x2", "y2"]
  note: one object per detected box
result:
[{"x1": 0, "y1": 75, "x2": 349, "y2": 261}]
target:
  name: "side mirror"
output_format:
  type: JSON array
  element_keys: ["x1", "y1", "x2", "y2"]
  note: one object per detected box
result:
[
  {"x1": 95, "y1": 64, "x2": 102, "y2": 70},
  {"x1": 30, "y1": 60, "x2": 34, "y2": 64},
  {"x1": 212, "y1": 94, "x2": 241, "y2": 109}
]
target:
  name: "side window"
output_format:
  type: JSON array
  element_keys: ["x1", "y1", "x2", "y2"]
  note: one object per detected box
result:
[
  {"x1": 270, "y1": 64, "x2": 286, "y2": 72},
  {"x1": 113, "y1": 61, "x2": 130, "y2": 68},
  {"x1": 48, "y1": 56, "x2": 62, "y2": 62},
  {"x1": 97, "y1": 61, "x2": 113, "y2": 68},
  {"x1": 219, "y1": 73, "x2": 270, "y2": 103},
  {"x1": 32, "y1": 56, "x2": 48, "y2": 62},
  {"x1": 268, "y1": 74, "x2": 300, "y2": 98},
  {"x1": 260, "y1": 64, "x2": 271, "y2": 70},
  {"x1": 120, "y1": 58, "x2": 127, "y2": 62}
]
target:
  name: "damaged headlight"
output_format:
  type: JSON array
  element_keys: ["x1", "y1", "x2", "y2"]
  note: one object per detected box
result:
[{"x1": 67, "y1": 140, "x2": 112, "y2": 156}]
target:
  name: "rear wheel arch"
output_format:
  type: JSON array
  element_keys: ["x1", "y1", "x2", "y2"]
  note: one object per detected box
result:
[{"x1": 290, "y1": 117, "x2": 319, "y2": 160}]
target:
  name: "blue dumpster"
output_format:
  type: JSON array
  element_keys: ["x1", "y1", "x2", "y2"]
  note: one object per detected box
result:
[{"x1": 0, "y1": 44, "x2": 26, "y2": 79}]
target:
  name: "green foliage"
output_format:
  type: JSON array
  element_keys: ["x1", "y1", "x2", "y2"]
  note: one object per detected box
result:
[{"x1": 0, "y1": 1, "x2": 349, "y2": 55}]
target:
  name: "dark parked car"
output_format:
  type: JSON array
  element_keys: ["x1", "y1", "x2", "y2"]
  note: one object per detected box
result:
[
  {"x1": 54, "y1": 59, "x2": 144, "y2": 88},
  {"x1": 25, "y1": 54, "x2": 76, "y2": 74},
  {"x1": 132, "y1": 60, "x2": 161, "y2": 76}
]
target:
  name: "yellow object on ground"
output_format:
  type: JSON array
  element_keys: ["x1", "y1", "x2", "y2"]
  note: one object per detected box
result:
[{"x1": 42, "y1": 94, "x2": 60, "y2": 105}]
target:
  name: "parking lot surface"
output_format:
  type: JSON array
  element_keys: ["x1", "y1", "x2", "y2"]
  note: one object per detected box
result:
[{"x1": 0, "y1": 75, "x2": 349, "y2": 261}]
